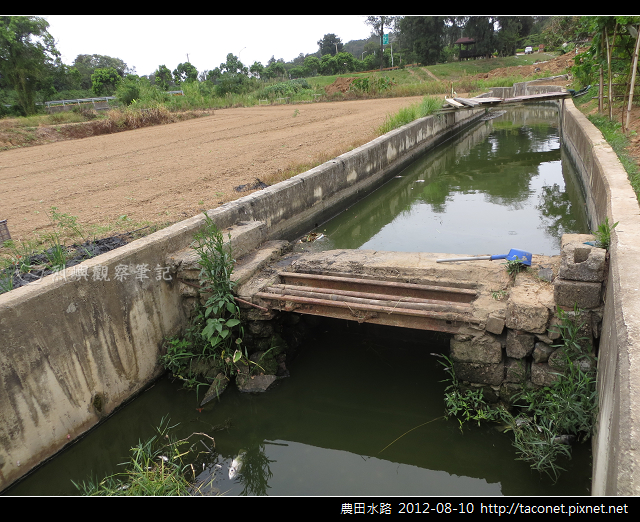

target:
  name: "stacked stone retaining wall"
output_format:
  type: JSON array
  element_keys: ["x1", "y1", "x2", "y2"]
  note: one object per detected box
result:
[{"x1": 448, "y1": 234, "x2": 605, "y2": 403}]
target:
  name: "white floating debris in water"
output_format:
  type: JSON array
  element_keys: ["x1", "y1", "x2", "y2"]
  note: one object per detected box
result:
[{"x1": 229, "y1": 450, "x2": 246, "y2": 480}]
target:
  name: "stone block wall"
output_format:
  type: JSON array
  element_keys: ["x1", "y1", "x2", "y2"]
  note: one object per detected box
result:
[{"x1": 449, "y1": 234, "x2": 606, "y2": 402}]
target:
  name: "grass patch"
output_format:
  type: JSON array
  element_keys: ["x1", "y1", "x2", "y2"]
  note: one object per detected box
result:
[
  {"x1": 428, "y1": 53, "x2": 556, "y2": 79},
  {"x1": 378, "y1": 95, "x2": 442, "y2": 134},
  {"x1": 0, "y1": 208, "x2": 171, "y2": 295},
  {"x1": 587, "y1": 114, "x2": 640, "y2": 198},
  {"x1": 439, "y1": 305, "x2": 597, "y2": 482}
]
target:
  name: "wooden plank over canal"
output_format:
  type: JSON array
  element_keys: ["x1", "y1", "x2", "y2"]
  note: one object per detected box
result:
[{"x1": 444, "y1": 91, "x2": 571, "y2": 110}]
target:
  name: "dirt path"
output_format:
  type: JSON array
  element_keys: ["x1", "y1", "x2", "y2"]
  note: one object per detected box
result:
[{"x1": 1, "y1": 96, "x2": 425, "y2": 242}]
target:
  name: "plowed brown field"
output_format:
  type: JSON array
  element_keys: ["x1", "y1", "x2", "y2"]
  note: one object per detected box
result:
[
  {"x1": 1, "y1": 96, "x2": 425, "y2": 242},
  {"x1": 3, "y1": 47, "x2": 639, "y2": 245}
]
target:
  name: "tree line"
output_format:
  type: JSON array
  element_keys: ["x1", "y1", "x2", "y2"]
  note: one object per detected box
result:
[{"x1": 2, "y1": 16, "x2": 638, "y2": 117}]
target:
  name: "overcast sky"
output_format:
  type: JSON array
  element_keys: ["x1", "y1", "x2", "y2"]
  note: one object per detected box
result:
[{"x1": 41, "y1": 15, "x2": 376, "y2": 77}]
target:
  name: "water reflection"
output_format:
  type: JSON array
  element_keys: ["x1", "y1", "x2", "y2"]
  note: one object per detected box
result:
[
  {"x1": 6, "y1": 321, "x2": 591, "y2": 496},
  {"x1": 309, "y1": 106, "x2": 588, "y2": 256},
  {"x1": 5, "y1": 106, "x2": 593, "y2": 498}
]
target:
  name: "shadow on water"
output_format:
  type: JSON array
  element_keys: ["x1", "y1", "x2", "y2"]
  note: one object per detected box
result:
[{"x1": 6, "y1": 319, "x2": 591, "y2": 496}]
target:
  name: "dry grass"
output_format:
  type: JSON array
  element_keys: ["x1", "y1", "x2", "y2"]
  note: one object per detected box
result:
[{"x1": 0, "y1": 107, "x2": 214, "y2": 149}]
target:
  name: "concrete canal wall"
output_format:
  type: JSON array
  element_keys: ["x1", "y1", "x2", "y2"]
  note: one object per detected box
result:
[
  {"x1": 486, "y1": 82, "x2": 640, "y2": 495},
  {"x1": 0, "y1": 106, "x2": 483, "y2": 491},
  {"x1": 2, "y1": 85, "x2": 639, "y2": 495},
  {"x1": 559, "y1": 100, "x2": 640, "y2": 496}
]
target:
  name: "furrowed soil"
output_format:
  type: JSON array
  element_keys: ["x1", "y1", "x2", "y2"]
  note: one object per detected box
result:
[
  {"x1": 1, "y1": 97, "x2": 427, "y2": 242},
  {"x1": 2, "y1": 49, "x2": 639, "y2": 244}
]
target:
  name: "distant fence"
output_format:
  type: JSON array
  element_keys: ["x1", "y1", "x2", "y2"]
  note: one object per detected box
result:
[
  {"x1": 45, "y1": 97, "x2": 116, "y2": 113},
  {"x1": 43, "y1": 91, "x2": 186, "y2": 113}
]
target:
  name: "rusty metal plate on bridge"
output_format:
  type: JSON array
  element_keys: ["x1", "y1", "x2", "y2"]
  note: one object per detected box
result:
[{"x1": 254, "y1": 272, "x2": 480, "y2": 334}]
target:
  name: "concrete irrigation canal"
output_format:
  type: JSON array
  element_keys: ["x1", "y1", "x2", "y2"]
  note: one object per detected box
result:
[{"x1": 1, "y1": 82, "x2": 640, "y2": 495}]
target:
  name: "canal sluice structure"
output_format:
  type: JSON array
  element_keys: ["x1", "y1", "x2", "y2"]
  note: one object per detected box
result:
[{"x1": 171, "y1": 220, "x2": 607, "y2": 405}]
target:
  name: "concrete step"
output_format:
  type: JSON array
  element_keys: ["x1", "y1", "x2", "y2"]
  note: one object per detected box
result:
[{"x1": 166, "y1": 220, "x2": 267, "y2": 281}]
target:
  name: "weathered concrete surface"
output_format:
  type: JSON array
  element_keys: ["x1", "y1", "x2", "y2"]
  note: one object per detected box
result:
[
  {"x1": 3, "y1": 91, "x2": 639, "y2": 496},
  {"x1": 250, "y1": 248, "x2": 564, "y2": 337},
  {"x1": 558, "y1": 243, "x2": 607, "y2": 282},
  {"x1": 0, "y1": 226, "x2": 192, "y2": 491},
  {"x1": 561, "y1": 100, "x2": 640, "y2": 496},
  {"x1": 0, "y1": 107, "x2": 484, "y2": 492}
]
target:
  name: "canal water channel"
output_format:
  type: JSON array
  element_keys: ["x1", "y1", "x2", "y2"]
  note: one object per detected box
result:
[
  {"x1": 5, "y1": 105, "x2": 593, "y2": 496},
  {"x1": 306, "y1": 104, "x2": 589, "y2": 256}
]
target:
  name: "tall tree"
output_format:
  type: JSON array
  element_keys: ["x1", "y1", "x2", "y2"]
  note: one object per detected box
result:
[
  {"x1": 173, "y1": 62, "x2": 198, "y2": 84},
  {"x1": 399, "y1": 16, "x2": 446, "y2": 65},
  {"x1": 365, "y1": 16, "x2": 396, "y2": 70},
  {"x1": 317, "y1": 33, "x2": 343, "y2": 56},
  {"x1": 443, "y1": 16, "x2": 468, "y2": 47},
  {"x1": 304, "y1": 55, "x2": 321, "y2": 76},
  {"x1": 72, "y1": 54, "x2": 130, "y2": 89},
  {"x1": 219, "y1": 53, "x2": 247, "y2": 75},
  {"x1": 0, "y1": 15, "x2": 59, "y2": 115},
  {"x1": 494, "y1": 16, "x2": 522, "y2": 57},
  {"x1": 153, "y1": 64, "x2": 173, "y2": 91},
  {"x1": 463, "y1": 16, "x2": 496, "y2": 58},
  {"x1": 249, "y1": 61, "x2": 264, "y2": 79},
  {"x1": 91, "y1": 67, "x2": 120, "y2": 96}
]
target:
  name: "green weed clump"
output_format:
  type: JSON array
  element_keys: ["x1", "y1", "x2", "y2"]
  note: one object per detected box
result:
[
  {"x1": 72, "y1": 418, "x2": 217, "y2": 496},
  {"x1": 260, "y1": 78, "x2": 312, "y2": 99},
  {"x1": 159, "y1": 213, "x2": 248, "y2": 395},
  {"x1": 100, "y1": 104, "x2": 175, "y2": 131},
  {"x1": 504, "y1": 257, "x2": 527, "y2": 277},
  {"x1": 350, "y1": 76, "x2": 395, "y2": 95},
  {"x1": 592, "y1": 217, "x2": 619, "y2": 250},
  {"x1": 378, "y1": 95, "x2": 442, "y2": 134}
]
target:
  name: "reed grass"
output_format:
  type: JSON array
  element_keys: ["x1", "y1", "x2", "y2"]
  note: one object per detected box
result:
[
  {"x1": 378, "y1": 95, "x2": 442, "y2": 134},
  {"x1": 72, "y1": 418, "x2": 217, "y2": 496}
]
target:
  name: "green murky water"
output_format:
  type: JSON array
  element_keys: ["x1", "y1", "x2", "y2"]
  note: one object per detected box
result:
[
  {"x1": 6, "y1": 321, "x2": 592, "y2": 496},
  {"x1": 308, "y1": 106, "x2": 589, "y2": 255},
  {"x1": 5, "y1": 105, "x2": 593, "y2": 496}
]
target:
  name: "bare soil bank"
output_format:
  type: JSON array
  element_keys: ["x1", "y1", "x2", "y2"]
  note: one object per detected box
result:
[{"x1": 1, "y1": 96, "x2": 425, "y2": 242}]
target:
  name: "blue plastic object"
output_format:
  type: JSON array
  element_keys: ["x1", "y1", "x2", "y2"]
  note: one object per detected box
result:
[{"x1": 436, "y1": 248, "x2": 532, "y2": 265}]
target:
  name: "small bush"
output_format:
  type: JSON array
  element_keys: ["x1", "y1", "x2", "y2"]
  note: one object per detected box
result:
[
  {"x1": 260, "y1": 79, "x2": 312, "y2": 99},
  {"x1": 350, "y1": 76, "x2": 394, "y2": 94},
  {"x1": 116, "y1": 79, "x2": 141, "y2": 106},
  {"x1": 96, "y1": 105, "x2": 174, "y2": 133},
  {"x1": 73, "y1": 418, "x2": 217, "y2": 496}
]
